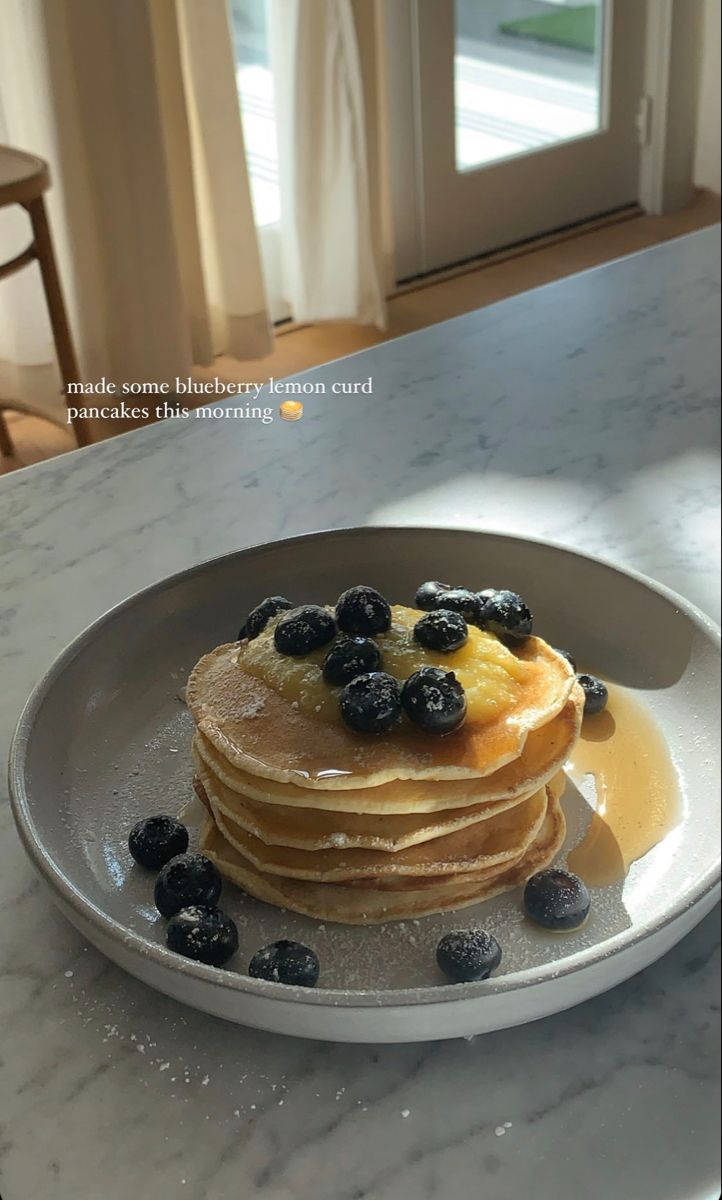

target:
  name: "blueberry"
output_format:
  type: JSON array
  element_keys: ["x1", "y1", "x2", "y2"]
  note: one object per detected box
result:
[
  {"x1": 241, "y1": 595, "x2": 293, "y2": 641},
  {"x1": 476, "y1": 588, "x2": 497, "y2": 602},
  {"x1": 523, "y1": 868, "x2": 591, "y2": 931},
  {"x1": 335, "y1": 585, "x2": 392, "y2": 636},
  {"x1": 154, "y1": 853, "x2": 222, "y2": 918},
  {"x1": 436, "y1": 929, "x2": 502, "y2": 983},
  {"x1": 401, "y1": 666, "x2": 466, "y2": 734},
  {"x1": 414, "y1": 609, "x2": 468, "y2": 652},
  {"x1": 166, "y1": 905, "x2": 238, "y2": 967},
  {"x1": 434, "y1": 587, "x2": 483, "y2": 625},
  {"x1": 339, "y1": 672, "x2": 402, "y2": 734},
  {"x1": 577, "y1": 673, "x2": 608, "y2": 715},
  {"x1": 128, "y1": 815, "x2": 188, "y2": 869},
  {"x1": 273, "y1": 605, "x2": 336, "y2": 656},
  {"x1": 414, "y1": 580, "x2": 450, "y2": 611},
  {"x1": 478, "y1": 589, "x2": 533, "y2": 641},
  {"x1": 323, "y1": 636, "x2": 381, "y2": 686},
  {"x1": 555, "y1": 648, "x2": 577, "y2": 672},
  {"x1": 249, "y1": 939, "x2": 320, "y2": 987}
]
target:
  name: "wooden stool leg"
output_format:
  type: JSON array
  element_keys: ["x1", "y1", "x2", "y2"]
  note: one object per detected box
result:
[
  {"x1": 0, "y1": 408, "x2": 14, "y2": 458},
  {"x1": 24, "y1": 196, "x2": 91, "y2": 448}
]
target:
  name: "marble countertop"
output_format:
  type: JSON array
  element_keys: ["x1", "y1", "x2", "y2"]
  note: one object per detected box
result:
[{"x1": 1, "y1": 227, "x2": 719, "y2": 1200}]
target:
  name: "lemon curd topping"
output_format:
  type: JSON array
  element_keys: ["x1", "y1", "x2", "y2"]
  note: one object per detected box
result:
[{"x1": 239, "y1": 605, "x2": 530, "y2": 726}]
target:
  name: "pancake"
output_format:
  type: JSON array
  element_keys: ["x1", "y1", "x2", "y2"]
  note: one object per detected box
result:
[
  {"x1": 200, "y1": 767, "x2": 548, "y2": 881},
  {"x1": 192, "y1": 689, "x2": 582, "y2": 815},
  {"x1": 186, "y1": 639, "x2": 576, "y2": 790},
  {"x1": 198, "y1": 783, "x2": 566, "y2": 924},
  {"x1": 340, "y1": 779, "x2": 570, "y2": 891},
  {"x1": 192, "y1": 773, "x2": 526, "y2": 890},
  {"x1": 196, "y1": 761, "x2": 526, "y2": 850},
  {"x1": 192, "y1": 742, "x2": 540, "y2": 851}
]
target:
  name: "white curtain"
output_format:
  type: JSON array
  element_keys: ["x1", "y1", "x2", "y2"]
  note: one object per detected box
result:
[
  {"x1": 0, "y1": 1, "x2": 61, "y2": 414},
  {"x1": 0, "y1": 0, "x2": 271, "y2": 415},
  {"x1": 268, "y1": 0, "x2": 387, "y2": 329}
]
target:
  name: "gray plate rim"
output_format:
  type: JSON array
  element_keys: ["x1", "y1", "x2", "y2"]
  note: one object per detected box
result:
[{"x1": 8, "y1": 525, "x2": 721, "y2": 1010}]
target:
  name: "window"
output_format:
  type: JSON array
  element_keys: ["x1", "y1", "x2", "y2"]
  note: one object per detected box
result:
[{"x1": 454, "y1": 0, "x2": 604, "y2": 171}]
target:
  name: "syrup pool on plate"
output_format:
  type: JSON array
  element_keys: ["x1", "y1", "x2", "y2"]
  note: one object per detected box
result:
[{"x1": 566, "y1": 683, "x2": 681, "y2": 886}]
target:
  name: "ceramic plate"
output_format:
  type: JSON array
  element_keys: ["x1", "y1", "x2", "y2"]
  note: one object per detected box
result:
[{"x1": 9, "y1": 528, "x2": 721, "y2": 1042}]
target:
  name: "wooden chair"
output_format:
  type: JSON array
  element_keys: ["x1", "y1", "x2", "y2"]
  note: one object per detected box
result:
[{"x1": 0, "y1": 144, "x2": 90, "y2": 456}]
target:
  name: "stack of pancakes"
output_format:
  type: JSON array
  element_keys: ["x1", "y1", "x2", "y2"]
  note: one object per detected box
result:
[{"x1": 186, "y1": 632, "x2": 583, "y2": 925}]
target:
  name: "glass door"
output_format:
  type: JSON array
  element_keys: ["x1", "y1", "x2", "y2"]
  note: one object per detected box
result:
[
  {"x1": 455, "y1": 0, "x2": 605, "y2": 172},
  {"x1": 388, "y1": 0, "x2": 647, "y2": 277}
]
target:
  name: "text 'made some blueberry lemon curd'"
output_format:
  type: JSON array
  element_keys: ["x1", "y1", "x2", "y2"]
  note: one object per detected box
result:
[{"x1": 185, "y1": 582, "x2": 586, "y2": 924}]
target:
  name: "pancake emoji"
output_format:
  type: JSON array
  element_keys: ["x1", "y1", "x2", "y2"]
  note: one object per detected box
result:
[{"x1": 185, "y1": 585, "x2": 582, "y2": 925}]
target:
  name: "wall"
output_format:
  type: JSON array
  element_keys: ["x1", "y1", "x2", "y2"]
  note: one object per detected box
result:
[{"x1": 694, "y1": 0, "x2": 721, "y2": 193}]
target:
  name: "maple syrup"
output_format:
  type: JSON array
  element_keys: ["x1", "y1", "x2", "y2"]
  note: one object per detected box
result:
[{"x1": 567, "y1": 684, "x2": 681, "y2": 886}]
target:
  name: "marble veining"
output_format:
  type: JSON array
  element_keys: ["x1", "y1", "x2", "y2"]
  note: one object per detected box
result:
[{"x1": 0, "y1": 229, "x2": 719, "y2": 1199}]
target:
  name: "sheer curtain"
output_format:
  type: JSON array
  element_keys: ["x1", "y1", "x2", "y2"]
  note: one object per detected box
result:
[
  {"x1": 0, "y1": 1, "x2": 62, "y2": 415},
  {"x1": 268, "y1": 0, "x2": 387, "y2": 328},
  {"x1": 0, "y1": 0, "x2": 271, "y2": 416}
]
